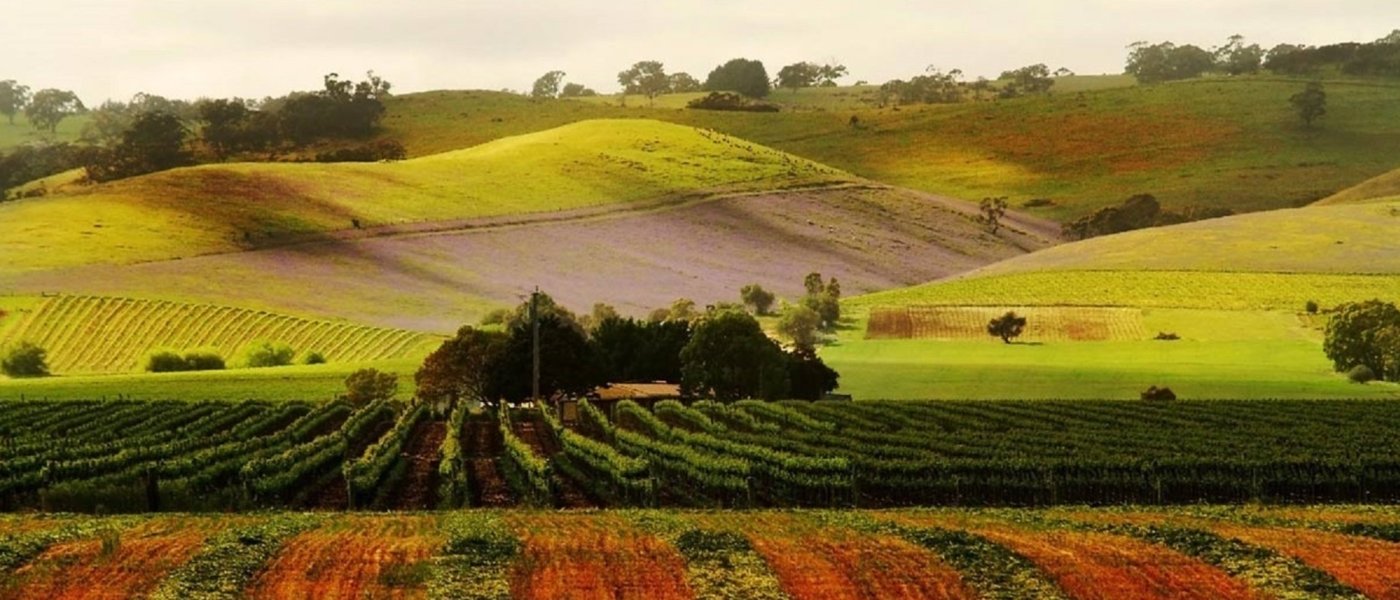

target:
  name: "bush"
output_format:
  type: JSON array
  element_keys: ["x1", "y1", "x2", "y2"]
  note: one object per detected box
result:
[
  {"x1": 300, "y1": 351, "x2": 327, "y2": 365},
  {"x1": 1305, "y1": 300, "x2": 1320, "y2": 314},
  {"x1": 1141, "y1": 386, "x2": 1177, "y2": 401},
  {"x1": 1154, "y1": 332, "x2": 1181, "y2": 341},
  {"x1": 686, "y1": 92, "x2": 780, "y2": 112},
  {"x1": 240, "y1": 341, "x2": 295, "y2": 368},
  {"x1": 1348, "y1": 365, "x2": 1377, "y2": 383},
  {"x1": 183, "y1": 349, "x2": 226, "y2": 371},
  {"x1": 345, "y1": 368, "x2": 399, "y2": 407},
  {"x1": 146, "y1": 349, "x2": 190, "y2": 373},
  {"x1": 1, "y1": 342, "x2": 49, "y2": 377},
  {"x1": 313, "y1": 139, "x2": 406, "y2": 162}
]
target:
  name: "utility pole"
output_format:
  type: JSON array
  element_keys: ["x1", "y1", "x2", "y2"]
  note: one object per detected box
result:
[{"x1": 530, "y1": 287, "x2": 541, "y2": 403}]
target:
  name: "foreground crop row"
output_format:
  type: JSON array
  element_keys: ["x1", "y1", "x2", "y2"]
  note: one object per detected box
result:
[{"x1": 4, "y1": 507, "x2": 1400, "y2": 599}]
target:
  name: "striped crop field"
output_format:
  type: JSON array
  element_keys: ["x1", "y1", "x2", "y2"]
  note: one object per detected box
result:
[
  {"x1": 866, "y1": 306, "x2": 1148, "y2": 341},
  {"x1": 5, "y1": 508, "x2": 1400, "y2": 599},
  {"x1": 0, "y1": 295, "x2": 442, "y2": 374}
]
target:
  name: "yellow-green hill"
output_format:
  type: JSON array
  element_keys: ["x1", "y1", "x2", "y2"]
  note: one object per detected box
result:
[
  {"x1": 1317, "y1": 165, "x2": 1400, "y2": 205},
  {"x1": 0, "y1": 119, "x2": 853, "y2": 273}
]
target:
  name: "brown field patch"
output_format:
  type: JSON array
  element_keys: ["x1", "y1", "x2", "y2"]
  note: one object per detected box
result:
[
  {"x1": 867, "y1": 305, "x2": 1147, "y2": 341},
  {"x1": 506, "y1": 513, "x2": 693, "y2": 600},
  {"x1": 2, "y1": 517, "x2": 228, "y2": 600},
  {"x1": 246, "y1": 515, "x2": 442, "y2": 600},
  {"x1": 1212, "y1": 525, "x2": 1400, "y2": 599}
]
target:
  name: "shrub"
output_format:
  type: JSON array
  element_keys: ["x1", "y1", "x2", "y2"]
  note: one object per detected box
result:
[
  {"x1": 183, "y1": 349, "x2": 226, "y2": 371},
  {"x1": 240, "y1": 341, "x2": 295, "y2": 368},
  {"x1": 146, "y1": 349, "x2": 190, "y2": 373},
  {"x1": 1154, "y1": 332, "x2": 1181, "y2": 341},
  {"x1": 1141, "y1": 386, "x2": 1177, "y2": 401},
  {"x1": 345, "y1": 368, "x2": 399, "y2": 407},
  {"x1": 1348, "y1": 365, "x2": 1377, "y2": 384},
  {"x1": 1305, "y1": 300, "x2": 1320, "y2": 314},
  {"x1": 313, "y1": 139, "x2": 406, "y2": 162},
  {"x1": 300, "y1": 350, "x2": 327, "y2": 365},
  {"x1": 686, "y1": 92, "x2": 780, "y2": 112},
  {"x1": 1, "y1": 342, "x2": 49, "y2": 377}
]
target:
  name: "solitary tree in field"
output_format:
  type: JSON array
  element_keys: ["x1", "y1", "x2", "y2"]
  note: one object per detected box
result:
[
  {"x1": 559, "y1": 82, "x2": 597, "y2": 97},
  {"x1": 1, "y1": 342, "x2": 48, "y2": 377},
  {"x1": 740, "y1": 284, "x2": 776, "y2": 315},
  {"x1": 618, "y1": 61, "x2": 670, "y2": 107},
  {"x1": 25, "y1": 89, "x2": 84, "y2": 133},
  {"x1": 817, "y1": 63, "x2": 849, "y2": 87},
  {"x1": 668, "y1": 72, "x2": 701, "y2": 93},
  {"x1": 0, "y1": 80, "x2": 31, "y2": 125},
  {"x1": 703, "y1": 58, "x2": 771, "y2": 98},
  {"x1": 1324, "y1": 300, "x2": 1400, "y2": 381},
  {"x1": 776, "y1": 62, "x2": 822, "y2": 93},
  {"x1": 987, "y1": 311, "x2": 1027, "y2": 344},
  {"x1": 979, "y1": 197, "x2": 1009, "y2": 234},
  {"x1": 1290, "y1": 82, "x2": 1327, "y2": 129},
  {"x1": 531, "y1": 70, "x2": 567, "y2": 99}
]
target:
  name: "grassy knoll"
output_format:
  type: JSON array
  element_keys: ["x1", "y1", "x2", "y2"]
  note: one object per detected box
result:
[
  {"x1": 965, "y1": 199, "x2": 1400, "y2": 277},
  {"x1": 0, "y1": 357, "x2": 422, "y2": 402},
  {"x1": 377, "y1": 77, "x2": 1400, "y2": 220},
  {"x1": 824, "y1": 308, "x2": 1398, "y2": 400},
  {"x1": 1319, "y1": 165, "x2": 1400, "y2": 205},
  {"x1": 0, "y1": 119, "x2": 852, "y2": 273},
  {"x1": 0, "y1": 295, "x2": 441, "y2": 374},
  {"x1": 0, "y1": 114, "x2": 89, "y2": 151}
]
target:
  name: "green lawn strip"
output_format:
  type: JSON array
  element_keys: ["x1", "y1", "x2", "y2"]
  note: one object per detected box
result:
[
  {"x1": 427, "y1": 512, "x2": 519, "y2": 600},
  {"x1": 148, "y1": 514, "x2": 322, "y2": 600},
  {"x1": 819, "y1": 511, "x2": 1067, "y2": 600},
  {"x1": 628, "y1": 511, "x2": 790, "y2": 600}
]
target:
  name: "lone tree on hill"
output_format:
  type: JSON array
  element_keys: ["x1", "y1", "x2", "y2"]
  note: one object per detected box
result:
[
  {"x1": 1, "y1": 342, "x2": 49, "y2": 378},
  {"x1": 988, "y1": 311, "x2": 1028, "y2": 344},
  {"x1": 618, "y1": 61, "x2": 670, "y2": 107},
  {"x1": 740, "y1": 284, "x2": 776, "y2": 315},
  {"x1": 25, "y1": 88, "x2": 84, "y2": 133},
  {"x1": 531, "y1": 70, "x2": 567, "y2": 99},
  {"x1": 703, "y1": 58, "x2": 771, "y2": 98},
  {"x1": 1290, "y1": 81, "x2": 1327, "y2": 129},
  {"x1": 0, "y1": 80, "x2": 31, "y2": 125},
  {"x1": 979, "y1": 197, "x2": 1009, "y2": 234}
]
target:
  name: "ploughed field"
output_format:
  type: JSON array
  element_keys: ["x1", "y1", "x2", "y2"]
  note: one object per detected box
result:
[
  {"x1": 8, "y1": 398, "x2": 1400, "y2": 512},
  {"x1": 5, "y1": 507, "x2": 1400, "y2": 599}
]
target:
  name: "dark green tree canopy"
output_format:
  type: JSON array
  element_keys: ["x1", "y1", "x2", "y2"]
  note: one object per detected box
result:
[
  {"x1": 1125, "y1": 41, "x2": 1215, "y2": 83},
  {"x1": 1324, "y1": 300, "x2": 1400, "y2": 381},
  {"x1": 24, "y1": 88, "x2": 84, "y2": 133},
  {"x1": 0, "y1": 80, "x2": 31, "y2": 125},
  {"x1": 704, "y1": 58, "x2": 771, "y2": 98},
  {"x1": 415, "y1": 326, "x2": 508, "y2": 408},
  {"x1": 488, "y1": 314, "x2": 602, "y2": 403},
  {"x1": 591, "y1": 316, "x2": 691, "y2": 383},
  {"x1": 988, "y1": 311, "x2": 1028, "y2": 344},
  {"x1": 1290, "y1": 82, "x2": 1327, "y2": 129},
  {"x1": 84, "y1": 110, "x2": 193, "y2": 182},
  {"x1": 681, "y1": 310, "x2": 788, "y2": 401}
]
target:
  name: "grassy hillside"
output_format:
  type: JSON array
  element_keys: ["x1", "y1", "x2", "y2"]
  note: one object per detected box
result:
[
  {"x1": 1318, "y1": 165, "x2": 1400, "y2": 205},
  {"x1": 377, "y1": 77, "x2": 1400, "y2": 220},
  {"x1": 0, "y1": 114, "x2": 90, "y2": 151},
  {"x1": 826, "y1": 197, "x2": 1400, "y2": 400},
  {"x1": 2, "y1": 187, "x2": 1059, "y2": 331},
  {"x1": 0, "y1": 295, "x2": 441, "y2": 375},
  {"x1": 948, "y1": 199, "x2": 1400, "y2": 278},
  {"x1": 0, "y1": 119, "x2": 853, "y2": 273}
]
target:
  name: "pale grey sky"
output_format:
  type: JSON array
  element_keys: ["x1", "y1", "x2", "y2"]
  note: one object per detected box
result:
[{"x1": 7, "y1": 0, "x2": 1399, "y2": 103}]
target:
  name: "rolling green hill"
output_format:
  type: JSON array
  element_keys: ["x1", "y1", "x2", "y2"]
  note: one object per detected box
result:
[
  {"x1": 1318, "y1": 165, "x2": 1400, "y2": 205},
  {"x1": 827, "y1": 199, "x2": 1400, "y2": 401},
  {"x1": 376, "y1": 77, "x2": 1400, "y2": 221},
  {"x1": 0, "y1": 119, "x2": 853, "y2": 273}
]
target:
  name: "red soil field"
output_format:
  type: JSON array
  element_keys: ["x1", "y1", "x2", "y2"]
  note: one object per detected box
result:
[
  {"x1": 1213, "y1": 525, "x2": 1400, "y2": 599},
  {"x1": 506, "y1": 513, "x2": 693, "y2": 600},
  {"x1": 972, "y1": 527, "x2": 1261, "y2": 600},
  {"x1": 246, "y1": 515, "x2": 442, "y2": 600},
  {"x1": 1, "y1": 517, "x2": 228, "y2": 600}
]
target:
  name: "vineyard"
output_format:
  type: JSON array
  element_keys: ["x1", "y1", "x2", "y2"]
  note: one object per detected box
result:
[
  {"x1": 0, "y1": 295, "x2": 442, "y2": 374},
  {"x1": 9, "y1": 398, "x2": 1400, "y2": 512},
  {"x1": 4, "y1": 507, "x2": 1400, "y2": 598},
  {"x1": 866, "y1": 306, "x2": 1147, "y2": 341}
]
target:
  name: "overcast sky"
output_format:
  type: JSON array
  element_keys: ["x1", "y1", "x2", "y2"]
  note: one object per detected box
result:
[{"x1": 8, "y1": 1, "x2": 1399, "y2": 103}]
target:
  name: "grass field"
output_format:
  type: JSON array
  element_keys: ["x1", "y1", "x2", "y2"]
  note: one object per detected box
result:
[
  {"x1": 0, "y1": 357, "x2": 423, "y2": 401},
  {"x1": 4, "y1": 507, "x2": 1400, "y2": 598},
  {"x1": 1319, "y1": 164, "x2": 1400, "y2": 205},
  {"x1": 0, "y1": 119, "x2": 853, "y2": 273},
  {"x1": 375, "y1": 77, "x2": 1400, "y2": 220},
  {"x1": 0, "y1": 294, "x2": 440, "y2": 375},
  {"x1": 0, "y1": 114, "x2": 89, "y2": 151}
]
